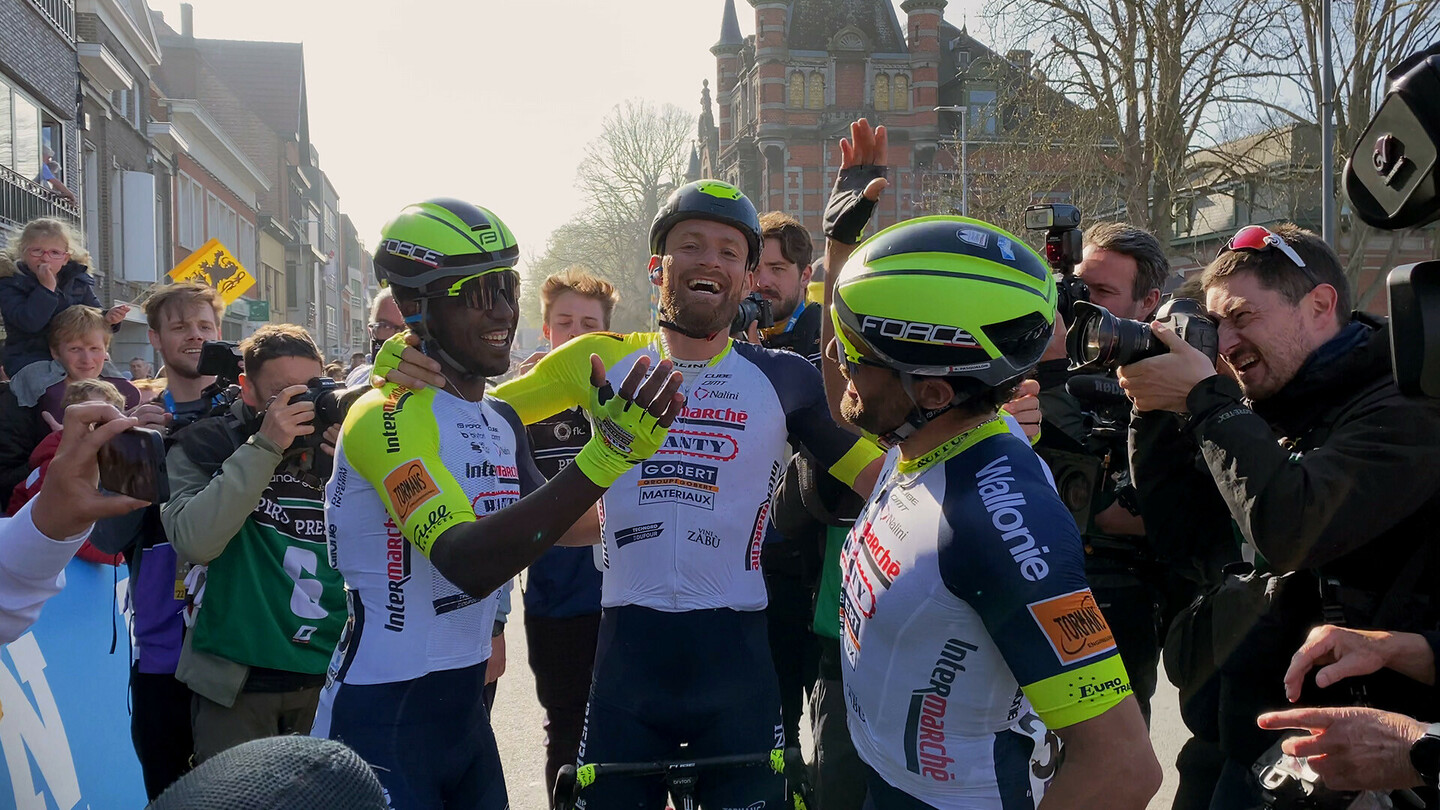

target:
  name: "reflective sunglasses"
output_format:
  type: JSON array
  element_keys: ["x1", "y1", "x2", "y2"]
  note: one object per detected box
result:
[
  {"x1": 1220, "y1": 226, "x2": 1320, "y2": 288},
  {"x1": 428, "y1": 268, "x2": 520, "y2": 311},
  {"x1": 827, "y1": 336, "x2": 888, "y2": 378}
]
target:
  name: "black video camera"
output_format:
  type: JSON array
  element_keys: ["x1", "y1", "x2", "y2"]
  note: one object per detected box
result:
[
  {"x1": 1341, "y1": 42, "x2": 1440, "y2": 396},
  {"x1": 731, "y1": 291, "x2": 775, "y2": 337},
  {"x1": 287, "y1": 376, "x2": 347, "y2": 451},
  {"x1": 195, "y1": 340, "x2": 244, "y2": 418},
  {"x1": 1255, "y1": 735, "x2": 1421, "y2": 809},
  {"x1": 1025, "y1": 203, "x2": 1090, "y2": 326},
  {"x1": 1066, "y1": 297, "x2": 1219, "y2": 373}
]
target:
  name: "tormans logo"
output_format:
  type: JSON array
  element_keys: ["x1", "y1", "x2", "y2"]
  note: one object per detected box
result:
[
  {"x1": 383, "y1": 461, "x2": 441, "y2": 522},
  {"x1": 381, "y1": 390, "x2": 412, "y2": 454},
  {"x1": 860, "y1": 315, "x2": 979, "y2": 348},
  {"x1": 1027, "y1": 589, "x2": 1117, "y2": 665}
]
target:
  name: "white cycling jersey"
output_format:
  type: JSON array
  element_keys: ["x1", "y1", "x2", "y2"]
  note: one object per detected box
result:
[{"x1": 491, "y1": 332, "x2": 881, "y2": 612}]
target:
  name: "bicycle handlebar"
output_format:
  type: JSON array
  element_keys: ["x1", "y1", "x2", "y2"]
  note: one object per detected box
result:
[{"x1": 554, "y1": 747, "x2": 807, "y2": 807}]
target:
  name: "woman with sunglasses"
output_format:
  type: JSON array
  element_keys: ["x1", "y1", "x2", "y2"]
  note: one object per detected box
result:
[{"x1": 0, "y1": 217, "x2": 130, "y2": 377}]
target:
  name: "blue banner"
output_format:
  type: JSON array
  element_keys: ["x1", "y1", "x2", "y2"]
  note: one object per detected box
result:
[{"x1": 0, "y1": 559, "x2": 148, "y2": 809}]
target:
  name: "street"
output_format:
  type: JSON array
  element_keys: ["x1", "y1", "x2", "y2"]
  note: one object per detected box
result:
[{"x1": 490, "y1": 596, "x2": 1189, "y2": 809}]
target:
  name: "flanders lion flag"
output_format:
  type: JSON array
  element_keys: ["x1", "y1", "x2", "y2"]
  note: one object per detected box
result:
[{"x1": 168, "y1": 238, "x2": 256, "y2": 305}]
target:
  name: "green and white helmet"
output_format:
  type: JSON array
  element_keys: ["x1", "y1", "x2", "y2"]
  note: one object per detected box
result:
[
  {"x1": 373, "y1": 198, "x2": 519, "y2": 290},
  {"x1": 832, "y1": 216, "x2": 1056, "y2": 389}
]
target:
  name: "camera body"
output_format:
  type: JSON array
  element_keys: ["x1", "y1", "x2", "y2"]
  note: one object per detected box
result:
[
  {"x1": 287, "y1": 376, "x2": 346, "y2": 450},
  {"x1": 731, "y1": 291, "x2": 775, "y2": 336},
  {"x1": 1066, "y1": 296, "x2": 1219, "y2": 373},
  {"x1": 195, "y1": 340, "x2": 244, "y2": 418},
  {"x1": 1024, "y1": 203, "x2": 1089, "y2": 326},
  {"x1": 1255, "y1": 737, "x2": 1403, "y2": 810}
]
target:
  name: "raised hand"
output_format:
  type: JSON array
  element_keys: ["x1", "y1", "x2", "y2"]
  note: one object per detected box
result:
[
  {"x1": 824, "y1": 119, "x2": 890, "y2": 245},
  {"x1": 573, "y1": 355, "x2": 685, "y2": 487}
]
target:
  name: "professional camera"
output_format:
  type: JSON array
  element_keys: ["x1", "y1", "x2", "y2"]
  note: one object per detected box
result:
[
  {"x1": 1065, "y1": 296, "x2": 1219, "y2": 373},
  {"x1": 1024, "y1": 203, "x2": 1090, "y2": 326},
  {"x1": 287, "y1": 376, "x2": 347, "y2": 451},
  {"x1": 731, "y1": 290, "x2": 775, "y2": 336},
  {"x1": 1255, "y1": 736, "x2": 1421, "y2": 809},
  {"x1": 195, "y1": 340, "x2": 243, "y2": 417},
  {"x1": 1339, "y1": 41, "x2": 1440, "y2": 396}
]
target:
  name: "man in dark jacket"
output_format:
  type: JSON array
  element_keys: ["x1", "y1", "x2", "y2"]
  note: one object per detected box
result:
[
  {"x1": 1120, "y1": 223, "x2": 1440, "y2": 806},
  {"x1": 0, "y1": 219, "x2": 125, "y2": 377}
]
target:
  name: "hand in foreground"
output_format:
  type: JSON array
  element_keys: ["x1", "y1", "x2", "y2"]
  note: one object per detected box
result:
[
  {"x1": 573, "y1": 355, "x2": 685, "y2": 488},
  {"x1": 824, "y1": 119, "x2": 889, "y2": 245},
  {"x1": 32, "y1": 402, "x2": 149, "y2": 539},
  {"x1": 1284, "y1": 625, "x2": 1436, "y2": 703},
  {"x1": 1116, "y1": 322, "x2": 1217, "y2": 412},
  {"x1": 1006, "y1": 379, "x2": 1042, "y2": 441},
  {"x1": 373, "y1": 331, "x2": 447, "y2": 391},
  {"x1": 1257, "y1": 706, "x2": 1428, "y2": 792},
  {"x1": 485, "y1": 631, "x2": 506, "y2": 685},
  {"x1": 128, "y1": 402, "x2": 173, "y2": 434},
  {"x1": 259, "y1": 385, "x2": 317, "y2": 452},
  {"x1": 105, "y1": 304, "x2": 130, "y2": 325}
]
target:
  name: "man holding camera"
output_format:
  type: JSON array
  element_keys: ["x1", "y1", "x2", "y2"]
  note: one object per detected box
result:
[
  {"x1": 161, "y1": 324, "x2": 347, "y2": 762},
  {"x1": 1034, "y1": 222, "x2": 1171, "y2": 723},
  {"x1": 1120, "y1": 223, "x2": 1440, "y2": 804}
]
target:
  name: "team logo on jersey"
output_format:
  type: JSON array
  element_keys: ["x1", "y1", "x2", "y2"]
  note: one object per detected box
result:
[
  {"x1": 384, "y1": 460, "x2": 442, "y2": 522},
  {"x1": 465, "y1": 460, "x2": 520, "y2": 484},
  {"x1": 976, "y1": 454, "x2": 1051, "y2": 582},
  {"x1": 614, "y1": 522, "x2": 665, "y2": 548},
  {"x1": 659, "y1": 429, "x2": 738, "y2": 461},
  {"x1": 383, "y1": 519, "x2": 411, "y2": 632},
  {"x1": 692, "y1": 384, "x2": 739, "y2": 402},
  {"x1": 676, "y1": 405, "x2": 748, "y2": 431},
  {"x1": 637, "y1": 460, "x2": 719, "y2": 510},
  {"x1": 381, "y1": 390, "x2": 412, "y2": 455},
  {"x1": 744, "y1": 461, "x2": 782, "y2": 570},
  {"x1": 1027, "y1": 589, "x2": 1116, "y2": 665},
  {"x1": 903, "y1": 637, "x2": 980, "y2": 782}
]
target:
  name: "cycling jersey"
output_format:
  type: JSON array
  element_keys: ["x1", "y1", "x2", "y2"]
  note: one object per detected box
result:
[
  {"x1": 492, "y1": 331, "x2": 880, "y2": 612},
  {"x1": 316, "y1": 383, "x2": 542, "y2": 689},
  {"x1": 840, "y1": 418, "x2": 1130, "y2": 808}
]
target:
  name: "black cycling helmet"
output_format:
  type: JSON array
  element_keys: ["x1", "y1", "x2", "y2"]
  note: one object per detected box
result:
[
  {"x1": 649, "y1": 180, "x2": 762, "y2": 272},
  {"x1": 373, "y1": 198, "x2": 519, "y2": 291}
]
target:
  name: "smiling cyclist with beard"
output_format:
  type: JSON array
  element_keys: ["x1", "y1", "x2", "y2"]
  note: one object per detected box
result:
[
  {"x1": 313, "y1": 198, "x2": 684, "y2": 810},
  {"x1": 374, "y1": 180, "x2": 885, "y2": 808}
]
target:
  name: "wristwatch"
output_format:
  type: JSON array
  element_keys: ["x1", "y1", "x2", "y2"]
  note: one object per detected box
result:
[{"x1": 1408, "y1": 722, "x2": 1440, "y2": 785}]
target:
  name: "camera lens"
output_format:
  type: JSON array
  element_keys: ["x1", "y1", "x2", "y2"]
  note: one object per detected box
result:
[{"x1": 1066, "y1": 301, "x2": 1163, "y2": 371}]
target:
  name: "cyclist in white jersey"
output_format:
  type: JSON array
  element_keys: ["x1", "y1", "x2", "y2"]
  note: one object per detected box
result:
[
  {"x1": 373, "y1": 181, "x2": 885, "y2": 809},
  {"x1": 816, "y1": 121, "x2": 1161, "y2": 808},
  {"x1": 313, "y1": 199, "x2": 684, "y2": 810}
]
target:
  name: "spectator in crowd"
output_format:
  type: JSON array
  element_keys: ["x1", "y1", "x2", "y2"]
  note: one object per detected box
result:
[
  {"x1": 162, "y1": 325, "x2": 346, "y2": 762},
  {"x1": 345, "y1": 288, "x2": 403, "y2": 387},
  {"x1": 86, "y1": 282, "x2": 226, "y2": 799},
  {"x1": 0, "y1": 402, "x2": 147, "y2": 645},
  {"x1": 8, "y1": 305, "x2": 142, "y2": 420},
  {"x1": 347, "y1": 352, "x2": 365, "y2": 375},
  {"x1": 35, "y1": 147, "x2": 77, "y2": 206},
  {"x1": 131, "y1": 357, "x2": 154, "y2": 380},
  {"x1": 517, "y1": 266, "x2": 615, "y2": 800},
  {"x1": 1121, "y1": 223, "x2": 1440, "y2": 806},
  {"x1": 325, "y1": 361, "x2": 346, "y2": 382},
  {"x1": 8, "y1": 378, "x2": 128, "y2": 566},
  {"x1": 0, "y1": 217, "x2": 128, "y2": 377}
]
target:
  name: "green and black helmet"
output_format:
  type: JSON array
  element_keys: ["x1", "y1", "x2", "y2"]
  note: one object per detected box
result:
[
  {"x1": 649, "y1": 180, "x2": 763, "y2": 272},
  {"x1": 373, "y1": 198, "x2": 519, "y2": 290},
  {"x1": 832, "y1": 216, "x2": 1056, "y2": 389}
]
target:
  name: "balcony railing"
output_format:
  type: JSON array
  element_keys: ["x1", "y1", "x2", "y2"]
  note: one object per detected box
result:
[
  {"x1": 26, "y1": 0, "x2": 75, "y2": 41},
  {"x1": 0, "y1": 163, "x2": 80, "y2": 234}
]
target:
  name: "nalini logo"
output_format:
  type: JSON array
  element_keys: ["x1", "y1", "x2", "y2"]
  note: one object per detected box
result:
[
  {"x1": 692, "y1": 384, "x2": 739, "y2": 402},
  {"x1": 383, "y1": 461, "x2": 441, "y2": 522}
]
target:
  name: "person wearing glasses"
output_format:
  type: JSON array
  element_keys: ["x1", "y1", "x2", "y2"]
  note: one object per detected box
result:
[
  {"x1": 1119, "y1": 223, "x2": 1440, "y2": 807},
  {"x1": 344, "y1": 288, "x2": 405, "y2": 387},
  {"x1": 0, "y1": 217, "x2": 129, "y2": 377}
]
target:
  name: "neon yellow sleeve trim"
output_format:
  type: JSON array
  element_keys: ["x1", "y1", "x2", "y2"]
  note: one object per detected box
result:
[
  {"x1": 827, "y1": 437, "x2": 884, "y2": 489},
  {"x1": 492, "y1": 331, "x2": 648, "y2": 425},
  {"x1": 343, "y1": 386, "x2": 475, "y2": 558},
  {"x1": 1022, "y1": 653, "x2": 1131, "y2": 730}
]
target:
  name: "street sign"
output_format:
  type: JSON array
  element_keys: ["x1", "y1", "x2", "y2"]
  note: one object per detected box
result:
[
  {"x1": 167, "y1": 238, "x2": 256, "y2": 305},
  {"x1": 248, "y1": 300, "x2": 270, "y2": 321}
]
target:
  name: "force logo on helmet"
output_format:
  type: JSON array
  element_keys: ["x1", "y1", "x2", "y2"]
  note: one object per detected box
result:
[{"x1": 381, "y1": 239, "x2": 445, "y2": 269}]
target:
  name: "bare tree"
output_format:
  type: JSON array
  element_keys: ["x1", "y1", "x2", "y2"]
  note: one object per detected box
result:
[
  {"x1": 987, "y1": 0, "x2": 1286, "y2": 241},
  {"x1": 524, "y1": 99, "x2": 692, "y2": 333}
]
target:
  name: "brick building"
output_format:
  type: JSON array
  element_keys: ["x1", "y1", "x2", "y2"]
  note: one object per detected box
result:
[
  {"x1": 0, "y1": 0, "x2": 82, "y2": 243},
  {"x1": 694, "y1": 0, "x2": 1109, "y2": 246}
]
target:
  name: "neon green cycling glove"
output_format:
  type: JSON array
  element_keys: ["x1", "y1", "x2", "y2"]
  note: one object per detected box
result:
[{"x1": 573, "y1": 380, "x2": 671, "y2": 487}]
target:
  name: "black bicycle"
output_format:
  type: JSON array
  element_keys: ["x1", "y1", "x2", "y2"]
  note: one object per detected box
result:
[{"x1": 553, "y1": 746, "x2": 811, "y2": 810}]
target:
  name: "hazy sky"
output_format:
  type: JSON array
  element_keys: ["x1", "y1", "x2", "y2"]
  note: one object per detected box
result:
[{"x1": 153, "y1": 0, "x2": 985, "y2": 268}]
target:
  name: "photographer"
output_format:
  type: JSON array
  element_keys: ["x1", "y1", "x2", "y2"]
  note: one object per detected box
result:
[
  {"x1": 161, "y1": 325, "x2": 347, "y2": 763},
  {"x1": 1034, "y1": 221, "x2": 1170, "y2": 723},
  {"x1": 1120, "y1": 223, "x2": 1440, "y2": 805}
]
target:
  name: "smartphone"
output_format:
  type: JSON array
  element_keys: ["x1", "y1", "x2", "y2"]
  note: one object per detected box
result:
[{"x1": 98, "y1": 427, "x2": 170, "y2": 504}]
